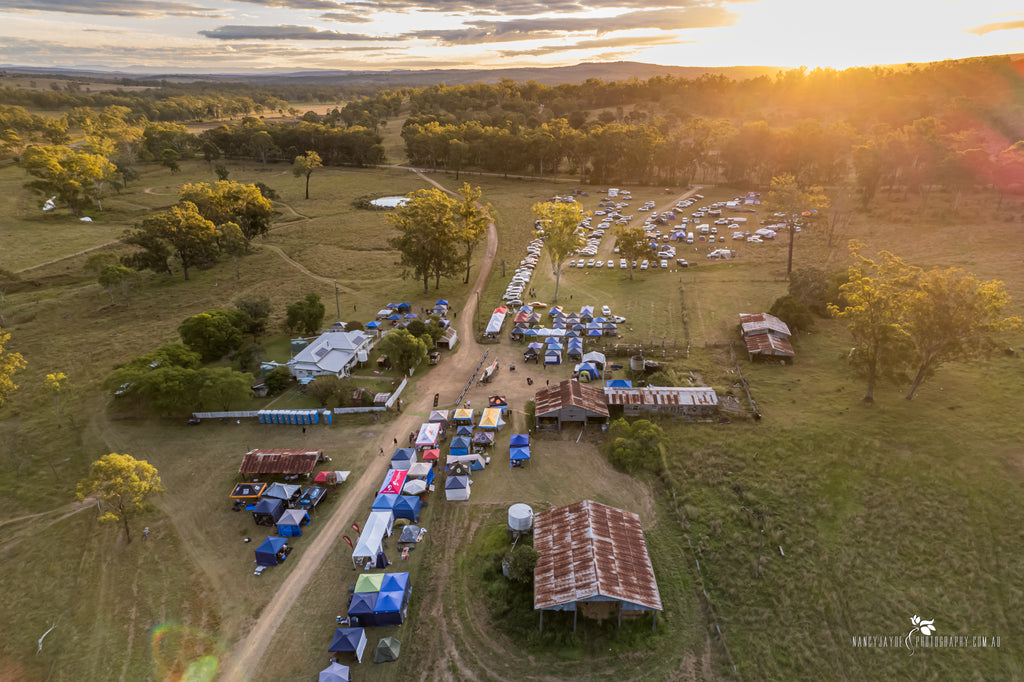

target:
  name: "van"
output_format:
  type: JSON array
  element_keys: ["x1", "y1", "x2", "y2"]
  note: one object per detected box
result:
[
  {"x1": 608, "y1": 188, "x2": 619, "y2": 197},
  {"x1": 686, "y1": 233, "x2": 694, "y2": 244},
  {"x1": 699, "y1": 224, "x2": 710, "y2": 234}
]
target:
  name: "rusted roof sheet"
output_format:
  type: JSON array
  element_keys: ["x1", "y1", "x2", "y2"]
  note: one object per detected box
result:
[
  {"x1": 534, "y1": 500, "x2": 662, "y2": 611},
  {"x1": 603, "y1": 386, "x2": 718, "y2": 407},
  {"x1": 744, "y1": 332, "x2": 794, "y2": 357},
  {"x1": 534, "y1": 380, "x2": 609, "y2": 418},
  {"x1": 739, "y1": 312, "x2": 791, "y2": 338},
  {"x1": 239, "y1": 449, "x2": 322, "y2": 475}
]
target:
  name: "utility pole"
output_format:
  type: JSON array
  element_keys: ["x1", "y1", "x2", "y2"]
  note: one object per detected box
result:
[{"x1": 334, "y1": 280, "x2": 340, "y2": 321}]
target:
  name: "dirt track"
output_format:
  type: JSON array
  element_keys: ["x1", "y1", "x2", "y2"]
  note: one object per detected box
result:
[{"x1": 221, "y1": 169, "x2": 497, "y2": 682}]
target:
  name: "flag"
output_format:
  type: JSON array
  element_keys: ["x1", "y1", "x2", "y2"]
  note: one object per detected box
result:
[
  {"x1": 342, "y1": 535, "x2": 353, "y2": 549},
  {"x1": 352, "y1": 522, "x2": 360, "y2": 535}
]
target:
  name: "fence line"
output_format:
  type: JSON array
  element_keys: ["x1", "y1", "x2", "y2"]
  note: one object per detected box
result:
[
  {"x1": 385, "y1": 377, "x2": 409, "y2": 409},
  {"x1": 191, "y1": 411, "x2": 260, "y2": 419},
  {"x1": 333, "y1": 406, "x2": 387, "y2": 414}
]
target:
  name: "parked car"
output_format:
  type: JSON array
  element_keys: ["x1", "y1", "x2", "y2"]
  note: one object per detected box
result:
[
  {"x1": 660, "y1": 259, "x2": 668, "y2": 268},
  {"x1": 640, "y1": 260, "x2": 649, "y2": 270},
  {"x1": 676, "y1": 259, "x2": 689, "y2": 267},
  {"x1": 602, "y1": 305, "x2": 612, "y2": 316},
  {"x1": 586, "y1": 258, "x2": 596, "y2": 267}
]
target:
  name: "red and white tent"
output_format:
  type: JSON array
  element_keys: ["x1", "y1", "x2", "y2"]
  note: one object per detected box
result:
[{"x1": 415, "y1": 422, "x2": 441, "y2": 448}]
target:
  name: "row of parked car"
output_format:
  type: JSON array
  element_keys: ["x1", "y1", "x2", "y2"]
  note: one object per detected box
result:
[{"x1": 503, "y1": 238, "x2": 543, "y2": 301}]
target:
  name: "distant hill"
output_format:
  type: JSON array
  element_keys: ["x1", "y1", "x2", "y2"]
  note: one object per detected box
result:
[{"x1": 0, "y1": 62, "x2": 785, "y2": 87}]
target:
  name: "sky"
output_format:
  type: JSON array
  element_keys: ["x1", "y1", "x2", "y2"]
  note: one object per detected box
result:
[{"x1": 1, "y1": 0, "x2": 1023, "y2": 74}]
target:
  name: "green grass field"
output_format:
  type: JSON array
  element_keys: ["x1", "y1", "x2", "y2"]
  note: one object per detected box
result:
[{"x1": 1, "y1": 142, "x2": 1023, "y2": 682}]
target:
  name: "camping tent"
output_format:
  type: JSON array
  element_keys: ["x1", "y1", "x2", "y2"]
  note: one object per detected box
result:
[
  {"x1": 510, "y1": 433, "x2": 530, "y2": 447},
  {"x1": 449, "y1": 436, "x2": 471, "y2": 457},
  {"x1": 347, "y1": 591, "x2": 379, "y2": 627},
  {"x1": 445, "y1": 475, "x2": 471, "y2": 501},
  {"x1": 263, "y1": 482, "x2": 301, "y2": 504},
  {"x1": 374, "y1": 637, "x2": 402, "y2": 663},
  {"x1": 576, "y1": 362, "x2": 600, "y2": 381},
  {"x1": 390, "y1": 448, "x2": 416, "y2": 470},
  {"x1": 351, "y1": 510, "x2": 394, "y2": 568},
  {"x1": 254, "y1": 536, "x2": 288, "y2": 566},
  {"x1": 328, "y1": 626, "x2": 367, "y2": 663},
  {"x1": 510, "y1": 447, "x2": 531, "y2": 468},
  {"x1": 478, "y1": 407, "x2": 505, "y2": 430},
  {"x1": 276, "y1": 508, "x2": 310, "y2": 537},
  {"x1": 319, "y1": 661, "x2": 351, "y2": 682},
  {"x1": 471, "y1": 431, "x2": 495, "y2": 446},
  {"x1": 415, "y1": 422, "x2": 440, "y2": 449},
  {"x1": 252, "y1": 497, "x2": 286, "y2": 526},
  {"x1": 392, "y1": 495, "x2": 422, "y2": 522}
]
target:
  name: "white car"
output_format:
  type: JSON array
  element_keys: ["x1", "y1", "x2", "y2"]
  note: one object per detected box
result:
[
  {"x1": 586, "y1": 258, "x2": 596, "y2": 267},
  {"x1": 660, "y1": 259, "x2": 668, "y2": 269},
  {"x1": 619, "y1": 259, "x2": 627, "y2": 269},
  {"x1": 567, "y1": 259, "x2": 575, "y2": 267},
  {"x1": 594, "y1": 260, "x2": 604, "y2": 268},
  {"x1": 602, "y1": 305, "x2": 612, "y2": 316},
  {"x1": 640, "y1": 260, "x2": 649, "y2": 270}
]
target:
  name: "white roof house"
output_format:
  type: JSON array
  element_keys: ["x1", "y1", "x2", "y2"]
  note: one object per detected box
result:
[{"x1": 288, "y1": 329, "x2": 373, "y2": 382}]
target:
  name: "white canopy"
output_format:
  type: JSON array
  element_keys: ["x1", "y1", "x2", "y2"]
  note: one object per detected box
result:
[
  {"x1": 447, "y1": 453, "x2": 486, "y2": 469},
  {"x1": 351, "y1": 510, "x2": 394, "y2": 568}
]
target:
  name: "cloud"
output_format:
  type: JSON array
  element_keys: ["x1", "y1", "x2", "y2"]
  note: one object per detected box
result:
[
  {"x1": 227, "y1": 0, "x2": 345, "y2": 9},
  {"x1": 500, "y1": 33, "x2": 691, "y2": 57},
  {"x1": 1, "y1": 0, "x2": 219, "y2": 17},
  {"x1": 199, "y1": 25, "x2": 407, "y2": 41},
  {"x1": 320, "y1": 11, "x2": 374, "y2": 23},
  {"x1": 967, "y1": 18, "x2": 1024, "y2": 36},
  {"x1": 410, "y1": 6, "x2": 736, "y2": 45}
]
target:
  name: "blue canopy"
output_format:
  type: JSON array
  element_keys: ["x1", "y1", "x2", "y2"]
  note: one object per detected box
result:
[
  {"x1": 365, "y1": 321, "x2": 381, "y2": 329},
  {"x1": 392, "y1": 495, "x2": 422, "y2": 521},
  {"x1": 546, "y1": 342, "x2": 563, "y2": 350},
  {"x1": 252, "y1": 497, "x2": 286, "y2": 526},
  {"x1": 373, "y1": 591, "x2": 406, "y2": 626},
  {"x1": 436, "y1": 299, "x2": 449, "y2": 305},
  {"x1": 606, "y1": 379, "x2": 633, "y2": 388},
  {"x1": 588, "y1": 329, "x2": 603, "y2": 336},
  {"x1": 255, "y1": 536, "x2": 287, "y2": 566},
  {"x1": 372, "y1": 493, "x2": 399, "y2": 511},
  {"x1": 396, "y1": 302, "x2": 412, "y2": 311},
  {"x1": 510, "y1": 447, "x2": 531, "y2": 466},
  {"x1": 456, "y1": 425, "x2": 473, "y2": 436},
  {"x1": 347, "y1": 592, "x2": 379, "y2": 627},
  {"x1": 565, "y1": 330, "x2": 579, "y2": 337},
  {"x1": 510, "y1": 433, "x2": 530, "y2": 447},
  {"x1": 524, "y1": 328, "x2": 540, "y2": 336},
  {"x1": 391, "y1": 448, "x2": 415, "y2": 463},
  {"x1": 572, "y1": 323, "x2": 586, "y2": 330},
  {"x1": 380, "y1": 572, "x2": 410, "y2": 593},
  {"x1": 577, "y1": 362, "x2": 599, "y2": 379},
  {"x1": 450, "y1": 436, "x2": 471, "y2": 450},
  {"x1": 328, "y1": 627, "x2": 367, "y2": 658},
  {"x1": 404, "y1": 313, "x2": 418, "y2": 319},
  {"x1": 386, "y1": 303, "x2": 399, "y2": 309},
  {"x1": 387, "y1": 314, "x2": 401, "y2": 321}
]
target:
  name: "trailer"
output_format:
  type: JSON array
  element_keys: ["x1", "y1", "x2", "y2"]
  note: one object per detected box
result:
[{"x1": 479, "y1": 360, "x2": 499, "y2": 384}]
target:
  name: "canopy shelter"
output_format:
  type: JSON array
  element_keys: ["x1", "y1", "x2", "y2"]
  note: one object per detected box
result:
[
  {"x1": 313, "y1": 470, "x2": 351, "y2": 485},
  {"x1": 478, "y1": 407, "x2": 506, "y2": 430},
  {"x1": 415, "y1": 423, "x2": 441, "y2": 449},
  {"x1": 263, "y1": 482, "x2": 302, "y2": 505},
  {"x1": 319, "y1": 661, "x2": 351, "y2": 682},
  {"x1": 444, "y1": 475, "x2": 471, "y2": 501},
  {"x1": 351, "y1": 510, "x2": 394, "y2": 568},
  {"x1": 449, "y1": 436, "x2": 471, "y2": 457},
  {"x1": 428, "y1": 410, "x2": 450, "y2": 425},
  {"x1": 374, "y1": 589, "x2": 409, "y2": 626},
  {"x1": 407, "y1": 461, "x2": 434, "y2": 484},
  {"x1": 374, "y1": 637, "x2": 402, "y2": 663},
  {"x1": 390, "y1": 448, "x2": 416, "y2": 470},
  {"x1": 355, "y1": 573, "x2": 385, "y2": 593},
  {"x1": 364, "y1": 320, "x2": 381, "y2": 330},
  {"x1": 381, "y1": 571, "x2": 410, "y2": 594},
  {"x1": 395, "y1": 302, "x2": 411, "y2": 311},
  {"x1": 488, "y1": 395, "x2": 509, "y2": 413},
  {"x1": 328, "y1": 627, "x2": 367, "y2": 663},
  {"x1": 276, "y1": 508, "x2": 310, "y2": 537},
  {"x1": 447, "y1": 453, "x2": 486, "y2": 471},
  {"x1": 252, "y1": 497, "x2": 286, "y2": 526},
  {"x1": 453, "y1": 408, "x2": 474, "y2": 424},
  {"x1": 471, "y1": 431, "x2": 495, "y2": 446},
  {"x1": 296, "y1": 486, "x2": 327, "y2": 509},
  {"x1": 582, "y1": 351, "x2": 606, "y2": 369},
  {"x1": 484, "y1": 307, "x2": 507, "y2": 337},
  {"x1": 579, "y1": 306, "x2": 595, "y2": 321},
  {"x1": 455, "y1": 424, "x2": 474, "y2": 436},
  {"x1": 421, "y1": 448, "x2": 440, "y2": 462},
  {"x1": 510, "y1": 433, "x2": 530, "y2": 447},
  {"x1": 544, "y1": 351, "x2": 563, "y2": 365},
  {"x1": 606, "y1": 379, "x2": 633, "y2": 388},
  {"x1": 229, "y1": 482, "x2": 266, "y2": 501},
  {"x1": 347, "y1": 591, "x2": 379, "y2": 627},
  {"x1": 447, "y1": 461, "x2": 473, "y2": 477},
  {"x1": 576, "y1": 362, "x2": 600, "y2": 382},
  {"x1": 392, "y1": 495, "x2": 422, "y2": 522},
  {"x1": 510, "y1": 446, "x2": 531, "y2": 468},
  {"x1": 372, "y1": 493, "x2": 400, "y2": 512},
  {"x1": 254, "y1": 536, "x2": 288, "y2": 566},
  {"x1": 378, "y1": 469, "x2": 408, "y2": 495}
]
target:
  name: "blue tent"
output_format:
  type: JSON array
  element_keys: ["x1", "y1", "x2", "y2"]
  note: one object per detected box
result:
[
  {"x1": 510, "y1": 447, "x2": 531, "y2": 467},
  {"x1": 365, "y1": 321, "x2": 381, "y2": 329},
  {"x1": 436, "y1": 299, "x2": 448, "y2": 305},
  {"x1": 510, "y1": 433, "x2": 530, "y2": 447},
  {"x1": 372, "y1": 493, "x2": 400, "y2": 511},
  {"x1": 404, "y1": 313, "x2": 417, "y2": 319},
  {"x1": 396, "y1": 302, "x2": 412, "y2": 311},
  {"x1": 380, "y1": 572, "x2": 410, "y2": 594},
  {"x1": 387, "y1": 314, "x2": 401, "y2": 321},
  {"x1": 347, "y1": 591, "x2": 379, "y2": 627},
  {"x1": 523, "y1": 328, "x2": 540, "y2": 336},
  {"x1": 588, "y1": 329, "x2": 603, "y2": 337},
  {"x1": 544, "y1": 351, "x2": 562, "y2": 366},
  {"x1": 456, "y1": 425, "x2": 473, "y2": 436},
  {"x1": 390, "y1": 448, "x2": 416, "y2": 469},
  {"x1": 385, "y1": 303, "x2": 399, "y2": 310},
  {"x1": 392, "y1": 495, "x2": 422, "y2": 522},
  {"x1": 373, "y1": 591, "x2": 407, "y2": 626},
  {"x1": 606, "y1": 379, "x2": 633, "y2": 388},
  {"x1": 577, "y1": 362, "x2": 600, "y2": 380},
  {"x1": 252, "y1": 497, "x2": 286, "y2": 526},
  {"x1": 450, "y1": 436, "x2": 471, "y2": 456},
  {"x1": 255, "y1": 536, "x2": 287, "y2": 566},
  {"x1": 276, "y1": 509, "x2": 310, "y2": 537},
  {"x1": 328, "y1": 627, "x2": 367, "y2": 663}
]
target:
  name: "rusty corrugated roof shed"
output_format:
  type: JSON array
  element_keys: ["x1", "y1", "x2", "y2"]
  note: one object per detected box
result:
[
  {"x1": 534, "y1": 500, "x2": 662, "y2": 611},
  {"x1": 603, "y1": 386, "x2": 718, "y2": 407},
  {"x1": 238, "y1": 449, "x2": 322, "y2": 475},
  {"x1": 739, "y1": 312, "x2": 791, "y2": 338},
  {"x1": 743, "y1": 332, "x2": 794, "y2": 357},
  {"x1": 534, "y1": 380, "x2": 609, "y2": 418}
]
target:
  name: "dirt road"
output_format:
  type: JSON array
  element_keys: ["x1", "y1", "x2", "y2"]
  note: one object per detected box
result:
[{"x1": 221, "y1": 171, "x2": 497, "y2": 682}]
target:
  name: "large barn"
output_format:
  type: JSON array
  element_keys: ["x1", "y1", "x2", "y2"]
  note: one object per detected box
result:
[
  {"x1": 603, "y1": 386, "x2": 718, "y2": 417},
  {"x1": 533, "y1": 500, "x2": 662, "y2": 631},
  {"x1": 534, "y1": 379, "x2": 609, "y2": 431},
  {"x1": 238, "y1": 448, "x2": 324, "y2": 475}
]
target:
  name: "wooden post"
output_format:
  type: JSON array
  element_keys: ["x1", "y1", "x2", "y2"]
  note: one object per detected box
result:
[
  {"x1": 573, "y1": 607, "x2": 578, "y2": 632},
  {"x1": 539, "y1": 610, "x2": 543, "y2": 632}
]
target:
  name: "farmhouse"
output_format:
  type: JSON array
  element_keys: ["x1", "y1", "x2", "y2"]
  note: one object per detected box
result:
[
  {"x1": 288, "y1": 328, "x2": 374, "y2": 382},
  {"x1": 603, "y1": 386, "x2": 719, "y2": 417},
  {"x1": 534, "y1": 379, "x2": 609, "y2": 431},
  {"x1": 738, "y1": 312, "x2": 794, "y2": 362},
  {"x1": 534, "y1": 500, "x2": 662, "y2": 631}
]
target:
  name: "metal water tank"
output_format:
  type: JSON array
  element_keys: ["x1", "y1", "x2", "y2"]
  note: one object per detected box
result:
[
  {"x1": 630, "y1": 354, "x2": 645, "y2": 372},
  {"x1": 507, "y1": 503, "x2": 534, "y2": 533}
]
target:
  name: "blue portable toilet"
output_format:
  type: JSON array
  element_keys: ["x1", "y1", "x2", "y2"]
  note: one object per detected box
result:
[{"x1": 322, "y1": 410, "x2": 333, "y2": 425}]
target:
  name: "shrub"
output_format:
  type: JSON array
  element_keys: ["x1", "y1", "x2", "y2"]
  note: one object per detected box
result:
[{"x1": 263, "y1": 366, "x2": 292, "y2": 394}]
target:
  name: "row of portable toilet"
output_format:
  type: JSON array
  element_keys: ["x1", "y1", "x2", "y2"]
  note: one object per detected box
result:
[{"x1": 257, "y1": 409, "x2": 332, "y2": 425}]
